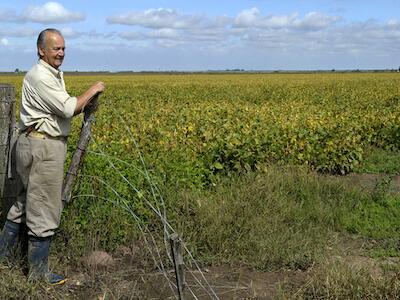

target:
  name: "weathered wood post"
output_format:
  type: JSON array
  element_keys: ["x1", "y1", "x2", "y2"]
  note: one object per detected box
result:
[
  {"x1": 62, "y1": 94, "x2": 100, "y2": 203},
  {"x1": 170, "y1": 233, "x2": 185, "y2": 300},
  {"x1": 0, "y1": 84, "x2": 16, "y2": 216}
]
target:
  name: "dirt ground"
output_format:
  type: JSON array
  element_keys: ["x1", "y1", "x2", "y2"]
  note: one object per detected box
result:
[
  {"x1": 48, "y1": 242, "x2": 399, "y2": 300},
  {"x1": 50, "y1": 249, "x2": 311, "y2": 299}
]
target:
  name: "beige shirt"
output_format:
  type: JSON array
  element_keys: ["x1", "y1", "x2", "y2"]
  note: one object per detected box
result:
[{"x1": 19, "y1": 59, "x2": 77, "y2": 137}]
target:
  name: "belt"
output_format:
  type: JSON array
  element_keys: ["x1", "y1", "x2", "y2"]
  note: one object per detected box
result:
[
  {"x1": 26, "y1": 130, "x2": 67, "y2": 142},
  {"x1": 23, "y1": 123, "x2": 37, "y2": 136}
]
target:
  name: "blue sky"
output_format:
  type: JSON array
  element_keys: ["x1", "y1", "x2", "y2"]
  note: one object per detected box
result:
[{"x1": 0, "y1": 1, "x2": 399, "y2": 71}]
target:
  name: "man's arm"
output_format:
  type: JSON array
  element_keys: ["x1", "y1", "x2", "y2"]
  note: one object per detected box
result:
[{"x1": 74, "y1": 81, "x2": 105, "y2": 115}]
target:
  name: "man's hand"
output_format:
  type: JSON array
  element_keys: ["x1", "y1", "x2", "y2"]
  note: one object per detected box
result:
[
  {"x1": 75, "y1": 81, "x2": 106, "y2": 115},
  {"x1": 90, "y1": 81, "x2": 105, "y2": 96}
]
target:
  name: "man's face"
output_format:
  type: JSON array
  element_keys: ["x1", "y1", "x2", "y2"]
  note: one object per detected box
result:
[{"x1": 38, "y1": 32, "x2": 65, "y2": 70}]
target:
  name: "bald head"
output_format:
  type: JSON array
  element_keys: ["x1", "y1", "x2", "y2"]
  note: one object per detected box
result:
[
  {"x1": 37, "y1": 29, "x2": 65, "y2": 69},
  {"x1": 37, "y1": 28, "x2": 63, "y2": 58}
]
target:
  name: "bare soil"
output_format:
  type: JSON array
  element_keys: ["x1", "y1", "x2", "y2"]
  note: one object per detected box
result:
[
  {"x1": 50, "y1": 237, "x2": 399, "y2": 299},
  {"x1": 51, "y1": 251, "x2": 311, "y2": 299}
]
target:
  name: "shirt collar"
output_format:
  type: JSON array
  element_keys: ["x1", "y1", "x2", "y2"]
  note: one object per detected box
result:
[{"x1": 38, "y1": 59, "x2": 63, "y2": 78}]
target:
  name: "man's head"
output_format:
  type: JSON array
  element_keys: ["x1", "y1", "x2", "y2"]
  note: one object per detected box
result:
[{"x1": 37, "y1": 28, "x2": 65, "y2": 70}]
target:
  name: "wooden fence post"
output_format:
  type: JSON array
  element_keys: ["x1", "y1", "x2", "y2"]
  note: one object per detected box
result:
[
  {"x1": 62, "y1": 94, "x2": 100, "y2": 203},
  {"x1": 170, "y1": 233, "x2": 185, "y2": 300},
  {"x1": 0, "y1": 84, "x2": 16, "y2": 215}
]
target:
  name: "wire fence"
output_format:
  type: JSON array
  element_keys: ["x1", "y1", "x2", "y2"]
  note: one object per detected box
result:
[
  {"x1": 67, "y1": 109, "x2": 221, "y2": 299},
  {"x1": 0, "y1": 87, "x2": 227, "y2": 298}
]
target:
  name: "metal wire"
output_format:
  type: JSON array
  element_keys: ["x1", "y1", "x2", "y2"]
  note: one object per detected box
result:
[
  {"x1": 89, "y1": 127, "x2": 220, "y2": 299},
  {"x1": 70, "y1": 179, "x2": 178, "y2": 297},
  {"x1": 64, "y1": 108, "x2": 220, "y2": 299}
]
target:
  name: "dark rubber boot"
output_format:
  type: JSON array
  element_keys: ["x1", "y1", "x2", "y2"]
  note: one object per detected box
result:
[
  {"x1": 28, "y1": 236, "x2": 66, "y2": 285},
  {"x1": 0, "y1": 220, "x2": 20, "y2": 263}
]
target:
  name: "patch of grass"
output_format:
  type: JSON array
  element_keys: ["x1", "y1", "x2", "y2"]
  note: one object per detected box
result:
[
  {"x1": 342, "y1": 187, "x2": 400, "y2": 257},
  {"x1": 0, "y1": 164, "x2": 399, "y2": 299},
  {"x1": 0, "y1": 266, "x2": 40, "y2": 298},
  {"x1": 343, "y1": 194, "x2": 400, "y2": 240},
  {"x1": 356, "y1": 147, "x2": 400, "y2": 175},
  {"x1": 278, "y1": 261, "x2": 400, "y2": 299},
  {"x1": 368, "y1": 240, "x2": 400, "y2": 258},
  {"x1": 339, "y1": 173, "x2": 400, "y2": 257},
  {"x1": 170, "y1": 166, "x2": 361, "y2": 270},
  {"x1": 58, "y1": 194, "x2": 141, "y2": 261},
  {"x1": 55, "y1": 163, "x2": 399, "y2": 271},
  {"x1": 167, "y1": 165, "x2": 400, "y2": 270}
]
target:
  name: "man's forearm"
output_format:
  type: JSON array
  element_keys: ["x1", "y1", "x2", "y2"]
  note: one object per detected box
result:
[
  {"x1": 74, "y1": 90, "x2": 97, "y2": 115},
  {"x1": 74, "y1": 82, "x2": 105, "y2": 115}
]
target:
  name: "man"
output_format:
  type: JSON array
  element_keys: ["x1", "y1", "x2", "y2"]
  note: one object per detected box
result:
[{"x1": 0, "y1": 28, "x2": 105, "y2": 284}]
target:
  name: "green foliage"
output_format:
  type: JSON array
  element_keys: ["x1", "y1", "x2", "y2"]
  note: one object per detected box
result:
[
  {"x1": 343, "y1": 194, "x2": 400, "y2": 257},
  {"x1": 344, "y1": 185, "x2": 400, "y2": 239},
  {"x1": 356, "y1": 147, "x2": 400, "y2": 175},
  {"x1": 2, "y1": 73, "x2": 400, "y2": 184}
]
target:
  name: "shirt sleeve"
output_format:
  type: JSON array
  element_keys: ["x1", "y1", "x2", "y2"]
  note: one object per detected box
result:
[{"x1": 34, "y1": 76, "x2": 77, "y2": 119}]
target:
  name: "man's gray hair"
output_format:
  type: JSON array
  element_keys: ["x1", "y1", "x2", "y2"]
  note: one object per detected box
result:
[{"x1": 37, "y1": 28, "x2": 63, "y2": 58}]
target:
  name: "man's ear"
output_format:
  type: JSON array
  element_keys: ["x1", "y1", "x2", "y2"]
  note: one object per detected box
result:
[{"x1": 38, "y1": 47, "x2": 45, "y2": 57}]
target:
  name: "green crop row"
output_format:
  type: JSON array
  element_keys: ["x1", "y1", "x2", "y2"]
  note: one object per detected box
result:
[{"x1": 2, "y1": 73, "x2": 400, "y2": 187}]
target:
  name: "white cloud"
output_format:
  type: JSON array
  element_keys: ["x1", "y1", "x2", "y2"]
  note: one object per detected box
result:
[
  {"x1": 234, "y1": 7, "x2": 260, "y2": 27},
  {"x1": 0, "y1": 9, "x2": 18, "y2": 22},
  {"x1": 0, "y1": 6, "x2": 399, "y2": 71},
  {"x1": 17, "y1": 2, "x2": 85, "y2": 24},
  {"x1": 262, "y1": 14, "x2": 298, "y2": 28},
  {"x1": 234, "y1": 8, "x2": 339, "y2": 30},
  {"x1": 109, "y1": 7, "x2": 234, "y2": 48},
  {"x1": 104, "y1": 7, "x2": 400, "y2": 62},
  {"x1": 112, "y1": 8, "x2": 342, "y2": 50},
  {"x1": 59, "y1": 27, "x2": 79, "y2": 38},
  {"x1": 387, "y1": 19, "x2": 400, "y2": 29},
  {"x1": 0, "y1": 27, "x2": 116, "y2": 42},
  {"x1": 294, "y1": 12, "x2": 341, "y2": 30},
  {"x1": 0, "y1": 27, "x2": 36, "y2": 38},
  {"x1": 187, "y1": 28, "x2": 228, "y2": 42},
  {"x1": 155, "y1": 39, "x2": 183, "y2": 48},
  {"x1": 107, "y1": 8, "x2": 229, "y2": 30},
  {"x1": 332, "y1": 21, "x2": 400, "y2": 53},
  {"x1": 147, "y1": 28, "x2": 180, "y2": 39},
  {"x1": 119, "y1": 31, "x2": 145, "y2": 40},
  {"x1": 0, "y1": 2, "x2": 84, "y2": 24},
  {"x1": 0, "y1": 38, "x2": 9, "y2": 46},
  {"x1": 108, "y1": 8, "x2": 192, "y2": 29}
]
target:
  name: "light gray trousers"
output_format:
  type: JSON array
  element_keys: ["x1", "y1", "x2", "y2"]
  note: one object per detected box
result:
[{"x1": 7, "y1": 133, "x2": 66, "y2": 237}]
